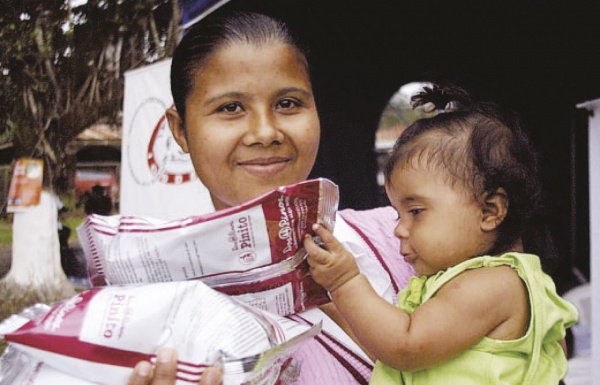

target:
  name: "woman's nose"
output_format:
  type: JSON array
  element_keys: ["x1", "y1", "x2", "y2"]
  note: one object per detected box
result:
[{"x1": 243, "y1": 112, "x2": 284, "y2": 146}]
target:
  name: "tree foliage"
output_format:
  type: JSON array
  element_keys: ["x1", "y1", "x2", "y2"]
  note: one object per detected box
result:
[{"x1": 0, "y1": 0, "x2": 181, "y2": 193}]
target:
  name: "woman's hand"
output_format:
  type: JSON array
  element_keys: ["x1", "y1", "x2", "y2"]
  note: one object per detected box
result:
[{"x1": 128, "y1": 348, "x2": 222, "y2": 385}]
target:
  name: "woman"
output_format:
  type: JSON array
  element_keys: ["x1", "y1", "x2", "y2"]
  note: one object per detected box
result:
[{"x1": 128, "y1": 10, "x2": 414, "y2": 385}]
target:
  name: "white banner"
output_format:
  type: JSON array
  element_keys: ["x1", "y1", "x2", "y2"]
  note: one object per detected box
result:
[{"x1": 121, "y1": 59, "x2": 213, "y2": 219}]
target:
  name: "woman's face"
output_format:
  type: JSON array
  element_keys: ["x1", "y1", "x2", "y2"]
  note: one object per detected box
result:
[{"x1": 168, "y1": 42, "x2": 320, "y2": 210}]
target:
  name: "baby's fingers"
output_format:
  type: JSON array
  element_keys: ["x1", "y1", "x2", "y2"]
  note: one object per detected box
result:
[
  {"x1": 304, "y1": 233, "x2": 329, "y2": 265},
  {"x1": 311, "y1": 223, "x2": 343, "y2": 252}
]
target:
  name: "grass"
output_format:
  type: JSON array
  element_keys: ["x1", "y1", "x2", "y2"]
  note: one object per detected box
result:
[
  {"x1": 0, "y1": 211, "x2": 86, "y2": 245},
  {"x1": 0, "y1": 220, "x2": 11, "y2": 244},
  {"x1": 64, "y1": 215, "x2": 86, "y2": 237}
]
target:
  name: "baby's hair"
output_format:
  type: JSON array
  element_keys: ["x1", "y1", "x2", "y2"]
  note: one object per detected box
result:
[
  {"x1": 170, "y1": 11, "x2": 310, "y2": 125},
  {"x1": 384, "y1": 83, "x2": 554, "y2": 261}
]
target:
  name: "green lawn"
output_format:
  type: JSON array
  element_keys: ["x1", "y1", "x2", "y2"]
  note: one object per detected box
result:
[
  {"x1": 64, "y1": 215, "x2": 86, "y2": 238},
  {"x1": 0, "y1": 214, "x2": 86, "y2": 245},
  {"x1": 0, "y1": 220, "x2": 11, "y2": 244}
]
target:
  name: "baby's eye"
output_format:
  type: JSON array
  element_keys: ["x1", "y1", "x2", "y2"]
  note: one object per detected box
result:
[
  {"x1": 218, "y1": 102, "x2": 243, "y2": 114},
  {"x1": 409, "y1": 208, "x2": 424, "y2": 216}
]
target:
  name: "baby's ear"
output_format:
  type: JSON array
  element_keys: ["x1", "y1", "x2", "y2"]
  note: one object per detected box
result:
[
  {"x1": 480, "y1": 188, "x2": 508, "y2": 232},
  {"x1": 166, "y1": 106, "x2": 190, "y2": 153}
]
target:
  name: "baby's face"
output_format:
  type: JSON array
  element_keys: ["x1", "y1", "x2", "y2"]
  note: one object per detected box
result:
[{"x1": 385, "y1": 164, "x2": 496, "y2": 276}]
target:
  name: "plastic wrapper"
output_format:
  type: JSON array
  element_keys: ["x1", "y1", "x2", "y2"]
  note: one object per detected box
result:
[
  {"x1": 77, "y1": 178, "x2": 338, "y2": 315},
  {"x1": 0, "y1": 347, "x2": 97, "y2": 385},
  {"x1": 0, "y1": 280, "x2": 321, "y2": 385},
  {"x1": 199, "y1": 247, "x2": 326, "y2": 316}
]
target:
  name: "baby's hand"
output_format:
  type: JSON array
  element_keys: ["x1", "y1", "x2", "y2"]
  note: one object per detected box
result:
[{"x1": 304, "y1": 223, "x2": 360, "y2": 293}]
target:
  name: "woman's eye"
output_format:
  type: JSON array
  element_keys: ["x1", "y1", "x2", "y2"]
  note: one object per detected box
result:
[
  {"x1": 218, "y1": 103, "x2": 243, "y2": 114},
  {"x1": 277, "y1": 98, "x2": 300, "y2": 110}
]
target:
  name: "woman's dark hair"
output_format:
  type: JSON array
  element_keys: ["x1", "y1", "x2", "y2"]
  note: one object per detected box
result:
[
  {"x1": 170, "y1": 11, "x2": 310, "y2": 124},
  {"x1": 384, "y1": 83, "x2": 557, "y2": 264}
]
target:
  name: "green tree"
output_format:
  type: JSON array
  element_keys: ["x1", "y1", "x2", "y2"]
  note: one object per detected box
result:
[{"x1": 0, "y1": 0, "x2": 181, "y2": 193}]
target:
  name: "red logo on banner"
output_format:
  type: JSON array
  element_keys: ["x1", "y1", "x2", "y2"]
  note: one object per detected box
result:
[
  {"x1": 147, "y1": 113, "x2": 195, "y2": 185},
  {"x1": 127, "y1": 97, "x2": 196, "y2": 186}
]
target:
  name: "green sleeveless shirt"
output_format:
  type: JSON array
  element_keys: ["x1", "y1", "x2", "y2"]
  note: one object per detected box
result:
[{"x1": 369, "y1": 253, "x2": 578, "y2": 385}]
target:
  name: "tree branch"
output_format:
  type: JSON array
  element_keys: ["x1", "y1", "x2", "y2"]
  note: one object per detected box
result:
[
  {"x1": 34, "y1": 13, "x2": 61, "y2": 109},
  {"x1": 148, "y1": 13, "x2": 163, "y2": 57}
]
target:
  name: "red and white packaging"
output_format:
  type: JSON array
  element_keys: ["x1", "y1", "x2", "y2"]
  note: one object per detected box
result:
[
  {"x1": 0, "y1": 281, "x2": 321, "y2": 385},
  {"x1": 199, "y1": 250, "x2": 326, "y2": 316},
  {"x1": 0, "y1": 346, "x2": 98, "y2": 385},
  {"x1": 77, "y1": 178, "x2": 338, "y2": 315}
]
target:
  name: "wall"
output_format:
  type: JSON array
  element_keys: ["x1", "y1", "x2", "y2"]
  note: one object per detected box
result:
[{"x1": 576, "y1": 98, "x2": 599, "y2": 383}]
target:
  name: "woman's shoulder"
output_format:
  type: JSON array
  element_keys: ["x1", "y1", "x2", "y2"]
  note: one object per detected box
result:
[
  {"x1": 336, "y1": 207, "x2": 399, "y2": 251},
  {"x1": 337, "y1": 206, "x2": 397, "y2": 234},
  {"x1": 339, "y1": 206, "x2": 396, "y2": 214},
  {"x1": 335, "y1": 206, "x2": 397, "y2": 243},
  {"x1": 337, "y1": 206, "x2": 414, "y2": 292}
]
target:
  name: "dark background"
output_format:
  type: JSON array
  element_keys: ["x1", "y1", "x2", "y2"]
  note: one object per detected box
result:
[{"x1": 208, "y1": 0, "x2": 600, "y2": 293}]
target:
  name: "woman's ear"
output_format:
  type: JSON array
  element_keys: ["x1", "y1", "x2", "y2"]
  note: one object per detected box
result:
[
  {"x1": 166, "y1": 106, "x2": 190, "y2": 153},
  {"x1": 480, "y1": 188, "x2": 508, "y2": 232}
]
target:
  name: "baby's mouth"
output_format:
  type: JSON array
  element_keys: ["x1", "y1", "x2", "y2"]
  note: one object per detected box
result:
[{"x1": 403, "y1": 253, "x2": 417, "y2": 264}]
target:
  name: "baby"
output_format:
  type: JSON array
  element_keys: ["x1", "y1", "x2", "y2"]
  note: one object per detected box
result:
[{"x1": 304, "y1": 83, "x2": 578, "y2": 384}]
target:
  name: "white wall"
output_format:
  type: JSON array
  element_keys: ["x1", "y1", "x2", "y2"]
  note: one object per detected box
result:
[{"x1": 577, "y1": 98, "x2": 600, "y2": 384}]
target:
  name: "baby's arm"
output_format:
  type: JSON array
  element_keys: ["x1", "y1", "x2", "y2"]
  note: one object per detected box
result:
[{"x1": 304, "y1": 224, "x2": 528, "y2": 371}]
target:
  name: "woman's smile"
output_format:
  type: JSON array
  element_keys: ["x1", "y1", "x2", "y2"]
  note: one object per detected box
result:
[{"x1": 237, "y1": 156, "x2": 292, "y2": 177}]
